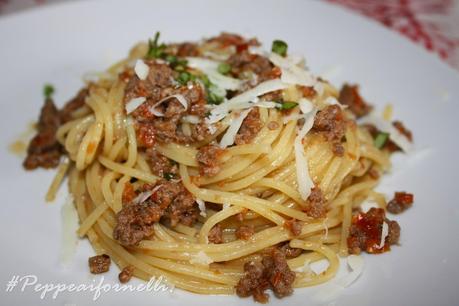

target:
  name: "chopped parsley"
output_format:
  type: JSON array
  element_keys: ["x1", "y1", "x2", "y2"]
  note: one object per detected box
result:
[
  {"x1": 177, "y1": 72, "x2": 191, "y2": 85},
  {"x1": 146, "y1": 31, "x2": 167, "y2": 59},
  {"x1": 374, "y1": 132, "x2": 389, "y2": 149},
  {"x1": 217, "y1": 63, "x2": 231, "y2": 75},
  {"x1": 271, "y1": 40, "x2": 288, "y2": 57},
  {"x1": 208, "y1": 91, "x2": 224, "y2": 105},
  {"x1": 43, "y1": 84, "x2": 55, "y2": 99},
  {"x1": 277, "y1": 101, "x2": 298, "y2": 110}
]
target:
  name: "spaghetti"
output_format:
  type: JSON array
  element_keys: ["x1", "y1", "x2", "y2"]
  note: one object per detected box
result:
[{"x1": 24, "y1": 32, "x2": 414, "y2": 303}]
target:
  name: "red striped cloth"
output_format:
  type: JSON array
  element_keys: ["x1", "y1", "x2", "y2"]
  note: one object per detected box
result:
[{"x1": 1, "y1": 0, "x2": 459, "y2": 70}]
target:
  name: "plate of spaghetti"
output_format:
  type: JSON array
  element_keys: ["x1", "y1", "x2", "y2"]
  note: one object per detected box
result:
[{"x1": 1, "y1": 1, "x2": 458, "y2": 306}]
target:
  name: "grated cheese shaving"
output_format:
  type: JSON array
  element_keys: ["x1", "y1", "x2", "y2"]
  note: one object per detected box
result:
[
  {"x1": 149, "y1": 94, "x2": 188, "y2": 117},
  {"x1": 134, "y1": 59, "x2": 150, "y2": 80},
  {"x1": 294, "y1": 109, "x2": 318, "y2": 200},
  {"x1": 219, "y1": 108, "x2": 252, "y2": 148},
  {"x1": 186, "y1": 57, "x2": 242, "y2": 90},
  {"x1": 378, "y1": 221, "x2": 389, "y2": 249},
  {"x1": 206, "y1": 79, "x2": 288, "y2": 124},
  {"x1": 269, "y1": 53, "x2": 315, "y2": 87},
  {"x1": 189, "y1": 251, "x2": 213, "y2": 266},
  {"x1": 196, "y1": 198, "x2": 207, "y2": 217},
  {"x1": 181, "y1": 115, "x2": 201, "y2": 124},
  {"x1": 125, "y1": 97, "x2": 146, "y2": 114}
]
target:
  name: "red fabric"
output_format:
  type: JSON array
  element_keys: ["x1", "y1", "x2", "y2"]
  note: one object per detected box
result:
[
  {"x1": 1, "y1": 0, "x2": 459, "y2": 69},
  {"x1": 328, "y1": 0, "x2": 459, "y2": 68}
]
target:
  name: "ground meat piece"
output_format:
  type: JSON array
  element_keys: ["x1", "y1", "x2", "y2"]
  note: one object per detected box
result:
[
  {"x1": 119, "y1": 266, "x2": 134, "y2": 283},
  {"x1": 59, "y1": 88, "x2": 88, "y2": 123},
  {"x1": 145, "y1": 148, "x2": 178, "y2": 177},
  {"x1": 386, "y1": 220, "x2": 401, "y2": 245},
  {"x1": 196, "y1": 145, "x2": 225, "y2": 177},
  {"x1": 338, "y1": 84, "x2": 373, "y2": 118},
  {"x1": 284, "y1": 219, "x2": 302, "y2": 236},
  {"x1": 176, "y1": 42, "x2": 200, "y2": 57},
  {"x1": 236, "y1": 248, "x2": 295, "y2": 303},
  {"x1": 235, "y1": 108, "x2": 263, "y2": 145},
  {"x1": 235, "y1": 225, "x2": 255, "y2": 240},
  {"x1": 347, "y1": 208, "x2": 401, "y2": 254},
  {"x1": 23, "y1": 98, "x2": 63, "y2": 170},
  {"x1": 88, "y1": 254, "x2": 111, "y2": 274},
  {"x1": 279, "y1": 243, "x2": 302, "y2": 259},
  {"x1": 227, "y1": 50, "x2": 274, "y2": 82},
  {"x1": 303, "y1": 187, "x2": 327, "y2": 218},
  {"x1": 113, "y1": 180, "x2": 198, "y2": 246},
  {"x1": 122, "y1": 182, "x2": 137, "y2": 205},
  {"x1": 392, "y1": 120, "x2": 413, "y2": 141},
  {"x1": 313, "y1": 105, "x2": 347, "y2": 156},
  {"x1": 208, "y1": 224, "x2": 223, "y2": 244},
  {"x1": 299, "y1": 86, "x2": 317, "y2": 99},
  {"x1": 207, "y1": 32, "x2": 259, "y2": 52},
  {"x1": 191, "y1": 122, "x2": 211, "y2": 142},
  {"x1": 387, "y1": 191, "x2": 414, "y2": 214},
  {"x1": 113, "y1": 201, "x2": 162, "y2": 246},
  {"x1": 124, "y1": 62, "x2": 174, "y2": 110}
]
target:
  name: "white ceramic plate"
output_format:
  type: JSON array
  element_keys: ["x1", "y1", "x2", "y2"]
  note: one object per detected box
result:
[{"x1": 1, "y1": 0, "x2": 458, "y2": 305}]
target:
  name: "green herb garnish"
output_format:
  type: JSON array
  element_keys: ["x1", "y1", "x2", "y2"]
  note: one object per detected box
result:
[
  {"x1": 177, "y1": 72, "x2": 191, "y2": 85},
  {"x1": 43, "y1": 84, "x2": 55, "y2": 99},
  {"x1": 277, "y1": 101, "x2": 298, "y2": 110},
  {"x1": 147, "y1": 31, "x2": 166, "y2": 59},
  {"x1": 271, "y1": 40, "x2": 288, "y2": 57},
  {"x1": 208, "y1": 91, "x2": 224, "y2": 105},
  {"x1": 217, "y1": 63, "x2": 231, "y2": 75},
  {"x1": 374, "y1": 132, "x2": 389, "y2": 149}
]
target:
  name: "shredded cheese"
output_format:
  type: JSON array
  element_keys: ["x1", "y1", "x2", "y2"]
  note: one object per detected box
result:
[
  {"x1": 206, "y1": 79, "x2": 288, "y2": 124},
  {"x1": 186, "y1": 57, "x2": 242, "y2": 90},
  {"x1": 294, "y1": 109, "x2": 318, "y2": 200},
  {"x1": 219, "y1": 108, "x2": 252, "y2": 148},
  {"x1": 134, "y1": 59, "x2": 149, "y2": 80},
  {"x1": 189, "y1": 251, "x2": 213, "y2": 265},
  {"x1": 149, "y1": 94, "x2": 188, "y2": 117},
  {"x1": 196, "y1": 199, "x2": 207, "y2": 217},
  {"x1": 181, "y1": 115, "x2": 201, "y2": 124},
  {"x1": 269, "y1": 53, "x2": 315, "y2": 86},
  {"x1": 125, "y1": 97, "x2": 146, "y2": 114},
  {"x1": 378, "y1": 221, "x2": 389, "y2": 249}
]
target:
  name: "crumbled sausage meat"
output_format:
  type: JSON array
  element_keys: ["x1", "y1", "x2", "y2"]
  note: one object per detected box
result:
[
  {"x1": 23, "y1": 98, "x2": 62, "y2": 170},
  {"x1": 208, "y1": 224, "x2": 223, "y2": 244},
  {"x1": 235, "y1": 108, "x2": 263, "y2": 145},
  {"x1": 119, "y1": 266, "x2": 135, "y2": 283},
  {"x1": 124, "y1": 61, "x2": 208, "y2": 145},
  {"x1": 146, "y1": 148, "x2": 178, "y2": 177},
  {"x1": 59, "y1": 88, "x2": 88, "y2": 123},
  {"x1": 236, "y1": 248, "x2": 296, "y2": 303},
  {"x1": 313, "y1": 105, "x2": 347, "y2": 156},
  {"x1": 387, "y1": 191, "x2": 414, "y2": 214},
  {"x1": 279, "y1": 243, "x2": 303, "y2": 259},
  {"x1": 227, "y1": 50, "x2": 274, "y2": 83},
  {"x1": 113, "y1": 180, "x2": 198, "y2": 246},
  {"x1": 235, "y1": 225, "x2": 255, "y2": 240},
  {"x1": 303, "y1": 187, "x2": 327, "y2": 218},
  {"x1": 283, "y1": 219, "x2": 302, "y2": 236},
  {"x1": 347, "y1": 208, "x2": 400, "y2": 254},
  {"x1": 196, "y1": 145, "x2": 225, "y2": 177},
  {"x1": 338, "y1": 84, "x2": 373, "y2": 118},
  {"x1": 88, "y1": 254, "x2": 111, "y2": 274}
]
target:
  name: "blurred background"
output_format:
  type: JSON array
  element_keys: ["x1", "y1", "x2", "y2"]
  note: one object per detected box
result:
[{"x1": 1, "y1": 0, "x2": 458, "y2": 70}]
